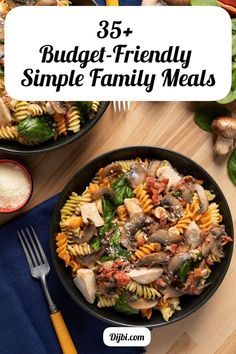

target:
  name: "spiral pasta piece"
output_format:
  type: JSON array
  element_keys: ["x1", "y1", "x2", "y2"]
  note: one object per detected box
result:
[
  {"x1": 60, "y1": 192, "x2": 80, "y2": 222},
  {"x1": 56, "y1": 232, "x2": 70, "y2": 267},
  {"x1": 57, "y1": 0, "x2": 71, "y2": 5},
  {"x1": 176, "y1": 204, "x2": 193, "y2": 234},
  {"x1": 14, "y1": 101, "x2": 29, "y2": 122},
  {"x1": 117, "y1": 205, "x2": 128, "y2": 221},
  {"x1": 134, "y1": 184, "x2": 154, "y2": 214},
  {"x1": 126, "y1": 281, "x2": 161, "y2": 300},
  {"x1": 0, "y1": 126, "x2": 18, "y2": 140},
  {"x1": 198, "y1": 203, "x2": 222, "y2": 231},
  {"x1": 97, "y1": 295, "x2": 119, "y2": 308},
  {"x1": 67, "y1": 106, "x2": 80, "y2": 133},
  {"x1": 67, "y1": 243, "x2": 92, "y2": 256},
  {"x1": 115, "y1": 159, "x2": 136, "y2": 173},
  {"x1": 54, "y1": 113, "x2": 67, "y2": 136},
  {"x1": 75, "y1": 188, "x2": 92, "y2": 215},
  {"x1": 91, "y1": 101, "x2": 100, "y2": 113},
  {"x1": 131, "y1": 242, "x2": 157, "y2": 262},
  {"x1": 27, "y1": 103, "x2": 46, "y2": 117},
  {"x1": 68, "y1": 258, "x2": 81, "y2": 273}
]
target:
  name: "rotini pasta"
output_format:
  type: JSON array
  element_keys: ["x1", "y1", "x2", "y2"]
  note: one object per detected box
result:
[
  {"x1": 27, "y1": 103, "x2": 46, "y2": 117},
  {"x1": 55, "y1": 158, "x2": 231, "y2": 322},
  {"x1": 67, "y1": 106, "x2": 81, "y2": 133},
  {"x1": 134, "y1": 184, "x2": 154, "y2": 214},
  {"x1": 56, "y1": 232, "x2": 70, "y2": 267},
  {"x1": 60, "y1": 192, "x2": 80, "y2": 222},
  {"x1": 198, "y1": 203, "x2": 222, "y2": 231},
  {"x1": 68, "y1": 243, "x2": 92, "y2": 256},
  {"x1": 14, "y1": 101, "x2": 29, "y2": 122},
  {"x1": 131, "y1": 243, "x2": 157, "y2": 262},
  {"x1": 126, "y1": 281, "x2": 161, "y2": 300},
  {"x1": 0, "y1": 126, "x2": 18, "y2": 140},
  {"x1": 97, "y1": 295, "x2": 119, "y2": 308},
  {"x1": 117, "y1": 205, "x2": 128, "y2": 221}
]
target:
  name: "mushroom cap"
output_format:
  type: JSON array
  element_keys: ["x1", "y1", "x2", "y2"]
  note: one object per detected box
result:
[
  {"x1": 127, "y1": 298, "x2": 158, "y2": 310},
  {"x1": 212, "y1": 117, "x2": 236, "y2": 140},
  {"x1": 129, "y1": 267, "x2": 163, "y2": 284}
]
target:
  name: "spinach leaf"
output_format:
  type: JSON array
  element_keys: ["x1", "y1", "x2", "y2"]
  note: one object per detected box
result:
[
  {"x1": 18, "y1": 116, "x2": 56, "y2": 144},
  {"x1": 91, "y1": 223, "x2": 112, "y2": 251},
  {"x1": 179, "y1": 260, "x2": 191, "y2": 282},
  {"x1": 102, "y1": 196, "x2": 114, "y2": 224},
  {"x1": 112, "y1": 175, "x2": 134, "y2": 206},
  {"x1": 194, "y1": 103, "x2": 231, "y2": 132},
  {"x1": 191, "y1": 0, "x2": 219, "y2": 5},
  {"x1": 227, "y1": 149, "x2": 236, "y2": 186},
  {"x1": 114, "y1": 293, "x2": 139, "y2": 316},
  {"x1": 100, "y1": 227, "x2": 130, "y2": 261}
]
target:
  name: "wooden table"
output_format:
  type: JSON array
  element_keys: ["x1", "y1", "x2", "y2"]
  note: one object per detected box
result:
[{"x1": 0, "y1": 101, "x2": 235, "y2": 354}]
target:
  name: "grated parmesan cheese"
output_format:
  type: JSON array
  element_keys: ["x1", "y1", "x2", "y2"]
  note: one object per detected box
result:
[{"x1": 0, "y1": 163, "x2": 31, "y2": 210}]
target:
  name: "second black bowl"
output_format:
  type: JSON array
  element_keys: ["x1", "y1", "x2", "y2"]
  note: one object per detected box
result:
[
  {"x1": 0, "y1": 101, "x2": 109, "y2": 154},
  {"x1": 50, "y1": 146, "x2": 234, "y2": 328}
]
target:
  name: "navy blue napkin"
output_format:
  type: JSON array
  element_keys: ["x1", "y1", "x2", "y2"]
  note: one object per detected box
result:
[
  {"x1": 95, "y1": 0, "x2": 142, "y2": 6},
  {"x1": 0, "y1": 196, "x2": 145, "y2": 354}
]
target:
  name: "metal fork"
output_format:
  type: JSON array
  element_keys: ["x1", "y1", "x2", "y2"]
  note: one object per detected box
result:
[
  {"x1": 18, "y1": 226, "x2": 77, "y2": 354},
  {"x1": 113, "y1": 101, "x2": 131, "y2": 112}
]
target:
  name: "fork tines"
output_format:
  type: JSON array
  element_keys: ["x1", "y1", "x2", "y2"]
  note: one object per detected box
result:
[
  {"x1": 18, "y1": 226, "x2": 48, "y2": 270},
  {"x1": 113, "y1": 101, "x2": 130, "y2": 112}
]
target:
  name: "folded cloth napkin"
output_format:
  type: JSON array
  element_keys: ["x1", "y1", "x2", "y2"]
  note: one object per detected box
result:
[{"x1": 0, "y1": 196, "x2": 145, "y2": 354}]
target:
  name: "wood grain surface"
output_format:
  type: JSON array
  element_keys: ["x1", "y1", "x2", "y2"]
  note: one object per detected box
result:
[{"x1": 0, "y1": 101, "x2": 235, "y2": 354}]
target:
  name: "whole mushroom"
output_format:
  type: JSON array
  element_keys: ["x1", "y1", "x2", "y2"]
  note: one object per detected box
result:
[{"x1": 212, "y1": 117, "x2": 236, "y2": 156}]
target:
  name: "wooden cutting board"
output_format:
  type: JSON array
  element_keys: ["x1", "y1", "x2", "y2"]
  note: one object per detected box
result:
[{"x1": 0, "y1": 101, "x2": 235, "y2": 354}]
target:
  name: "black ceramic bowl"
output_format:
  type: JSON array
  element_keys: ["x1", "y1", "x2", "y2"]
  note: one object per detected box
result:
[
  {"x1": 50, "y1": 146, "x2": 234, "y2": 328},
  {"x1": 0, "y1": 102, "x2": 109, "y2": 154}
]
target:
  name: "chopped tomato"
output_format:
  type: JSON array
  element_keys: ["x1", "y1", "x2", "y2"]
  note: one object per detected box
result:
[
  {"x1": 193, "y1": 268, "x2": 202, "y2": 278},
  {"x1": 114, "y1": 271, "x2": 130, "y2": 287},
  {"x1": 170, "y1": 243, "x2": 178, "y2": 254}
]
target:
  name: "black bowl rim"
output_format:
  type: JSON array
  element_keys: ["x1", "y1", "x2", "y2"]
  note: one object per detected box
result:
[
  {"x1": 50, "y1": 146, "x2": 234, "y2": 328},
  {"x1": 0, "y1": 101, "x2": 110, "y2": 155}
]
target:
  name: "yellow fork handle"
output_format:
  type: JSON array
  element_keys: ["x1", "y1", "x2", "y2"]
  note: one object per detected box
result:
[
  {"x1": 105, "y1": 0, "x2": 119, "y2": 5},
  {"x1": 50, "y1": 311, "x2": 78, "y2": 354}
]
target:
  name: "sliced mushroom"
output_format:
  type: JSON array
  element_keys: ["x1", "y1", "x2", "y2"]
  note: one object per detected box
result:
[
  {"x1": 212, "y1": 117, "x2": 236, "y2": 140},
  {"x1": 163, "y1": 286, "x2": 184, "y2": 298},
  {"x1": 129, "y1": 267, "x2": 163, "y2": 284},
  {"x1": 79, "y1": 246, "x2": 105, "y2": 267},
  {"x1": 136, "y1": 252, "x2": 170, "y2": 267},
  {"x1": 0, "y1": 98, "x2": 12, "y2": 126},
  {"x1": 161, "y1": 194, "x2": 184, "y2": 218},
  {"x1": 121, "y1": 213, "x2": 148, "y2": 250},
  {"x1": 211, "y1": 239, "x2": 224, "y2": 259},
  {"x1": 124, "y1": 198, "x2": 143, "y2": 217},
  {"x1": 127, "y1": 298, "x2": 158, "y2": 310},
  {"x1": 73, "y1": 269, "x2": 97, "y2": 304},
  {"x1": 156, "y1": 165, "x2": 181, "y2": 190},
  {"x1": 91, "y1": 187, "x2": 115, "y2": 201},
  {"x1": 147, "y1": 160, "x2": 161, "y2": 177},
  {"x1": 102, "y1": 163, "x2": 122, "y2": 178},
  {"x1": 127, "y1": 163, "x2": 147, "y2": 188},
  {"x1": 149, "y1": 229, "x2": 183, "y2": 245},
  {"x1": 168, "y1": 252, "x2": 190, "y2": 274},
  {"x1": 184, "y1": 221, "x2": 202, "y2": 249},
  {"x1": 194, "y1": 184, "x2": 209, "y2": 213},
  {"x1": 72, "y1": 222, "x2": 96, "y2": 245},
  {"x1": 50, "y1": 101, "x2": 67, "y2": 114},
  {"x1": 80, "y1": 202, "x2": 104, "y2": 227},
  {"x1": 201, "y1": 233, "x2": 215, "y2": 257},
  {"x1": 181, "y1": 188, "x2": 193, "y2": 204}
]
